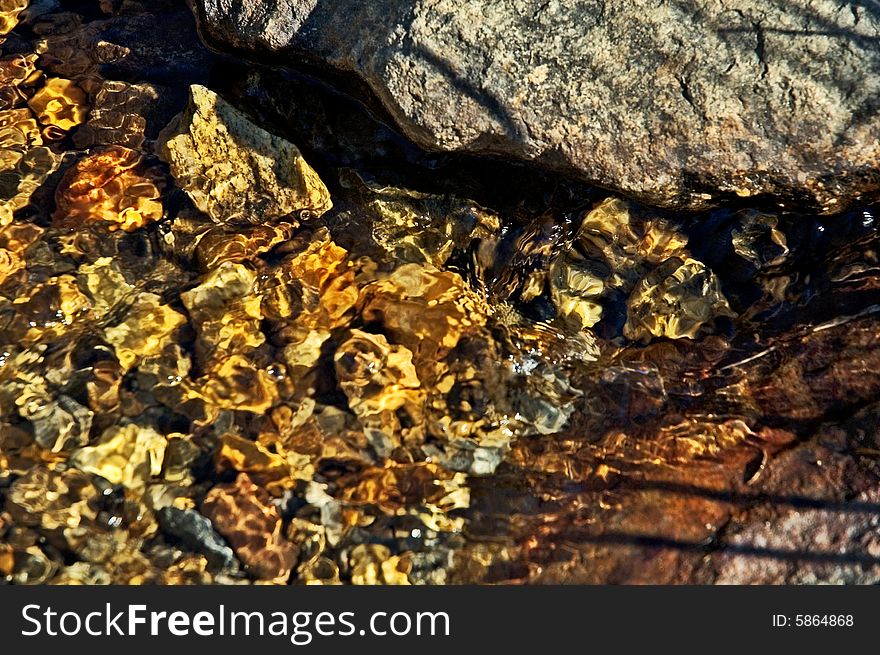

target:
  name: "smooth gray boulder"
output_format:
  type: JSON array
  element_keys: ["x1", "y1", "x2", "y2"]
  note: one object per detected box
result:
[{"x1": 192, "y1": 0, "x2": 880, "y2": 213}]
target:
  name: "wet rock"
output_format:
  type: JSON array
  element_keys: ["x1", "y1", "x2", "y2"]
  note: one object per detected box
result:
[
  {"x1": 156, "y1": 506, "x2": 238, "y2": 571},
  {"x1": 180, "y1": 260, "x2": 265, "y2": 364},
  {"x1": 6, "y1": 467, "x2": 99, "y2": 532},
  {"x1": 1, "y1": 274, "x2": 90, "y2": 345},
  {"x1": 1, "y1": 466, "x2": 136, "y2": 570},
  {"x1": 624, "y1": 256, "x2": 734, "y2": 342},
  {"x1": 0, "y1": 54, "x2": 39, "y2": 111},
  {"x1": 26, "y1": 77, "x2": 87, "y2": 134},
  {"x1": 338, "y1": 462, "x2": 470, "y2": 533},
  {"x1": 194, "y1": 0, "x2": 880, "y2": 213},
  {"x1": 77, "y1": 256, "x2": 134, "y2": 317},
  {"x1": 179, "y1": 259, "x2": 286, "y2": 415},
  {"x1": 0, "y1": 0, "x2": 28, "y2": 37},
  {"x1": 730, "y1": 213, "x2": 790, "y2": 270},
  {"x1": 341, "y1": 171, "x2": 501, "y2": 268},
  {"x1": 158, "y1": 84, "x2": 332, "y2": 224},
  {"x1": 10, "y1": 545, "x2": 59, "y2": 584},
  {"x1": 160, "y1": 435, "x2": 202, "y2": 485},
  {"x1": 348, "y1": 544, "x2": 410, "y2": 585},
  {"x1": 0, "y1": 107, "x2": 60, "y2": 212},
  {"x1": 70, "y1": 423, "x2": 167, "y2": 489},
  {"x1": 744, "y1": 315, "x2": 880, "y2": 423},
  {"x1": 53, "y1": 146, "x2": 165, "y2": 232},
  {"x1": 360, "y1": 263, "x2": 484, "y2": 367},
  {"x1": 709, "y1": 438, "x2": 880, "y2": 584},
  {"x1": 262, "y1": 230, "x2": 360, "y2": 371},
  {"x1": 27, "y1": 394, "x2": 93, "y2": 453},
  {"x1": 104, "y1": 292, "x2": 187, "y2": 371},
  {"x1": 193, "y1": 221, "x2": 297, "y2": 272},
  {"x1": 298, "y1": 556, "x2": 341, "y2": 584},
  {"x1": 334, "y1": 329, "x2": 425, "y2": 457},
  {"x1": 201, "y1": 472, "x2": 298, "y2": 580},
  {"x1": 356, "y1": 263, "x2": 532, "y2": 473},
  {"x1": 72, "y1": 80, "x2": 171, "y2": 149},
  {"x1": 48, "y1": 561, "x2": 113, "y2": 585},
  {"x1": 551, "y1": 197, "x2": 733, "y2": 341},
  {"x1": 215, "y1": 432, "x2": 314, "y2": 493},
  {"x1": 19, "y1": 1, "x2": 61, "y2": 26}
]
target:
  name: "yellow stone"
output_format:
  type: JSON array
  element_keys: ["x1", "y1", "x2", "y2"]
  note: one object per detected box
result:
[
  {"x1": 28, "y1": 78, "x2": 88, "y2": 132},
  {"x1": 71, "y1": 424, "x2": 167, "y2": 489},
  {"x1": 104, "y1": 293, "x2": 187, "y2": 371},
  {"x1": 158, "y1": 85, "x2": 331, "y2": 223}
]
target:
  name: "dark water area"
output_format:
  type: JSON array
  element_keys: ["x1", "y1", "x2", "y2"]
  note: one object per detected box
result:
[{"x1": 2, "y1": 0, "x2": 880, "y2": 585}]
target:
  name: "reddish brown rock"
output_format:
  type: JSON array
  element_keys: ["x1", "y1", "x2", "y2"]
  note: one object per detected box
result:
[{"x1": 201, "y1": 473, "x2": 297, "y2": 580}]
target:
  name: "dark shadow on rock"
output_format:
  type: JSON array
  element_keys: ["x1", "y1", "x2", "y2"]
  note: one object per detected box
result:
[
  {"x1": 580, "y1": 531, "x2": 880, "y2": 567},
  {"x1": 410, "y1": 44, "x2": 528, "y2": 146},
  {"x1": 293, "y1": 1, "x2": 529, "y2": 147},
  {"x1": 611, "y1": 477, "x2": 880, "y2": 515}
]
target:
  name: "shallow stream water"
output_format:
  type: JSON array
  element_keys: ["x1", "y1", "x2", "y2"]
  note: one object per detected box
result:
[{"x1": 2, "y1": 0, "x2": 880, "y2": 585}]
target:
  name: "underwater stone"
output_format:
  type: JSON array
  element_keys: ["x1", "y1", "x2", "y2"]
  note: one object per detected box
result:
[
  {"x1": 624, "y1": 256, "x2": 735, "y2": 342},
  {"x1": 264, "y1": 231, "x2": 360, "y2": 371},
  {"x1": 201, "y1": 472, "x2": 298, "y2": 580},
  {"x1": 158, "y1": 84, "x2": 331, "y2": 224},
  {"x1": 70, "y1": 423, "x2": 167, "y2": 489},
  {"x1": 216, "y1": 432, "x2": 314, "y2": 493},
  {"x1": 0, "y1": 0, "x2": 29, "y2": 37},
  {"x1": 194, "y1": 222, "x2": 296, "y2": 272},
  {"x1": 27, "y1": 77, "x2": 88, "y2": 133},
  {"x1": 359, "y1": 263, "x2": 484, "y2": 367},
  {"x1": 0, "y1": 104, "x2": 61, "y2": 212},
  {"x1": 104, "y1": 292, "x2": 187, "y2": 371},
  {"x1": 7, "y1": 274, "x2": 90, "y2": 345},
  {"x1": 73, "y1": 80, "x2": 160, "y2": 149},
  {"x1": 52, "y1": 146, "x2": 165, "y2": 232},
  {"x1": 157, "y1": 506, "x2": 238, "y2": 571},
  {"x1": 5, "y1": 467, "x2": 100, "y2": 541},
  {"x1": 180, "y1": 260, "x2": 265, "y2": 363},
  {"x1": 335, "y1": 329, "x2": 426, "y2": 458},
  {"x1": 28, "y1": 394, "x2": 94, "y2": 452},
  {"x1": 348, "y1": 543, "x2": 410, "y2": 585},
  {"x1": 342, "y1": 172, "x2": 501, "y2": 267}
]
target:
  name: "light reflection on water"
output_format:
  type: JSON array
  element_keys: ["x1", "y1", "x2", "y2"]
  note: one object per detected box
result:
[{"x1": 0, "y1": 0, "x2": 879, "y2": 585}]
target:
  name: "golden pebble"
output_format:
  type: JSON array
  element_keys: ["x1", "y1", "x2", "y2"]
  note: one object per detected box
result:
[
  {"x1": 53, "y1": 146, "x2": 164, "y2": 232},
  {"x1": 27, "y1": 77, "x2": 88, "y2": 131}
]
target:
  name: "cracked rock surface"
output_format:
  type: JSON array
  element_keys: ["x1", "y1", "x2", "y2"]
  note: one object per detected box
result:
[{"x1": 193, "y1": 0, "x2": 880, "y2": 213}]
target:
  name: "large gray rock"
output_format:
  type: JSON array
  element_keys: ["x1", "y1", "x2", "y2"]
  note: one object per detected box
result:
[{"x1": 192, "y1": 0, "x2": 880, "y2": 213}]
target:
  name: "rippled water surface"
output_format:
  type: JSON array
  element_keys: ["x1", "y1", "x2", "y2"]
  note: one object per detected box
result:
[{"x1": 2, "y1": 0, "x2": 880, "y2": 585}]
